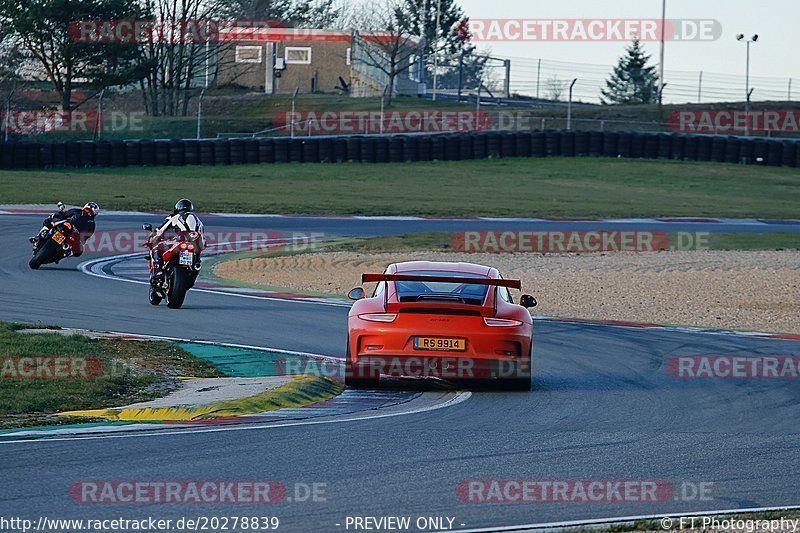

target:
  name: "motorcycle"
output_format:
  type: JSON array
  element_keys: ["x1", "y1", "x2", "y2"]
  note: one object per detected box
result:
[
  {"x1": 143, "y1": 224, "x2": 202, "y2": 309},
  {"x1": 29, "y1": 216, "x2": 83, "y2": 270}
]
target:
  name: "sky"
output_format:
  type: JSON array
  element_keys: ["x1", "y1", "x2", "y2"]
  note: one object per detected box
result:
[{"x1": 453, "y1": 0, "x2": 800, "y2": 102}]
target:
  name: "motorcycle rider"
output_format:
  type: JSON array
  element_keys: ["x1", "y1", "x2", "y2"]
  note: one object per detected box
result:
[
  {"x1": 30, "y1": 202, "x2": 99, "y2": 257},
  {"x1": 146, "y1": 198, "x2": 205, "y2": 285}
]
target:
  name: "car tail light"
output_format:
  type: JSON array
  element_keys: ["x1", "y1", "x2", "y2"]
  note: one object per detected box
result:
[
  {"x1": 359, "y1": 313, "x2": 397, "y2": 323},
  {"x1": 484, "y1": 317, "x2": 523, "y2": 327}
]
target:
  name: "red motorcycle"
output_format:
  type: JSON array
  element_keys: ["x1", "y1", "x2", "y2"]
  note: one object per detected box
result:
[
  {"x1": 143, "y1": 224, "x2": 202, "y2": 309},
  {"x1": 29, "y1": 220, "x2": 84, "y2": 270}
]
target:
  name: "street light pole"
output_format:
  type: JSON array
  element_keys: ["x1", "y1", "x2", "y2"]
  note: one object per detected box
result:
[
  {"x1": 737, "y1": 33, "x2": 758, "y2": 136},
  {"x1": 658, "y1": 0, "x2": 666, "y2": 106},
  {"x1": 567, "y1": 78, "x2": 577, "y2": 130}
]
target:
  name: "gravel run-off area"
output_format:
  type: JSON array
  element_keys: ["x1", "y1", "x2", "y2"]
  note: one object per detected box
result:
[{"x1": 214, "y1": 250, "x2": 800, "y2": 334}]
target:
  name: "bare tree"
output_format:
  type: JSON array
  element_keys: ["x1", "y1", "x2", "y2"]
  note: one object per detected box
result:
[
  {"x1": 139, "y1": 0, "x2": 232, "y2": 117},
  {"x1": 546, "y1": 75, "x2": 564, "y2": 101},
  {"x1": 348, "y1": 0, "x2": 418, "y2": 106}
]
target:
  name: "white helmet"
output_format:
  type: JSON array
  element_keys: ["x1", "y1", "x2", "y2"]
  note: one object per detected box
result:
[{"x1": 83, "y1": 202, "x2": 100, "y2": 217}]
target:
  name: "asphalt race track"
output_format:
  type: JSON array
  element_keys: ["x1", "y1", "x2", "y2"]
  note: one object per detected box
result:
[{"x1": 1, "y1": 212, "x2": 799, "y2": 532}]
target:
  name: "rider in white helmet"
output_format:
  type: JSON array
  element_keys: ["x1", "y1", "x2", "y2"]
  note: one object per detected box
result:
[{"x1": 147, "y1": 198, "x2": 205, "y2": 284}]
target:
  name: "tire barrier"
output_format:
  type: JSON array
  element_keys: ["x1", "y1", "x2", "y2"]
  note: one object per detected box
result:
[
  {"x1": 39, "y1": 143, "x2": 53, "y2": 168},
  {"x1": 139, "y1": 140, "x2": 155, "y2": 166},
  {"x1": 444, "y1": 135, "x2": 461, "y2": 161},
  {"x1": 65, "y1": 141, "x2": 81, "y2": 167},
  {"x1": 360, "y1": 136, "x2": 376, "y2": 163},
  {"x1": 472, "y1": 133, "x2": 488, "y2": 160},
  {"x1": 617, "y1": 132, "x2": 633, "y2": 158},
  {"x1": 711, "y1": 137, "x2": 726, "y2": 163},
  {"x1": 724, "y1": 137, "x2": 740, "y2": 164},
  {"x1": 333, "y1": 138, "x2": 348, "y2": 162},
  {"x1": 574, "y1": 131, "x2": 589, "y2": 156},
  {"x1": 319, "y1": 138, "x2": 334, "y2": 163},
  {"x1": 273, "y1": 138, "x2": 289, "y2": 163},
  {"x1": 95, "y1": 142, "x2": 110, "y2": 167},
  {"x1": 670, "y1": 134, "x2": 685, "y2": 160},
  {"x1": 500, "y1": 132, "x2": 516, "y2": 158},
  {"x1": 1, "y1": 133, "x2": 797, "y2": 169},
  {"x1": 402, "y1": 136, "x2": 418, "y2": 162},
  {"x1": 303, "y1": 138, "x2": 320, "y2": 163},
  {"x1": 183, "y1": 140, "x2": 198, "y2": 166},
  {"x1": 387, "y1": 137, "x2": 403, "y2": 162},
  {"x1": 258, "y1": 138, "x2": 274, "y2": 164},
  {"x1": 545, "y1": 131, "x2": 561, "y2": 156},
  {"x1": 169, "y1": 140, "x2": 186, "y2": 166},
  {"x1": 767, "y1": 141, "x2": 783, "y2": 167},
  {"x1": 560, "y1": 131, "x2": 576, "y2": 157},
  {"x1": 588, "y1": 132, "x2": 604, "y2": 157},
  {"x1": 531, "y1": 132, "x2": 546, "y2": 157},
  {"x1": 109, "y1": 141, "x2": 127, "y2": 167},
  {"x1": 374, "y1": 137, "x2": 389, "y2": 163},
  {"x1": 459, "y1": 134, "x2": 474, "y2": 161},
  {"x1": 643, "y1": 133, "x2": 659, "y2": 159},
  {"x1": 244, "y1": 139, "x2": 259, "y2": 164},
  {"x1": 213, "y1": 140, "x2": 230, "y2": 165},
  {"x1": 753, "y1": 140, "x2": 768, "y2": 165},
  {"x1": 229, "y1": 139, "x2": 245, "y2": 165},
  {"x1": 345, "y1": 137, "x2": 360, "y2": 162},
  {"x1": 602, "y1": 132, "x2": 619, "y2": 157},
  {"x1": 431, "y1": 135, "x2": 445, "y2": 161},
  {"x1": 417, "y1": 136, "x2": 432, "y2": 161},
  {"x1": 154, "y1": 141, "x2": 170, "y2": 166},
  {"x1": 696, "y1": 136, "x2": 712, "y2": 161},
  {"x1": 781, "y1": 141, "x2": 796, "y2": 168},
  {"x1": 486, "y1": 132, "x2": 501, "y2": 158},
  {"x1": 288, "y1": 139, "x2": 304, "y2": 163}
]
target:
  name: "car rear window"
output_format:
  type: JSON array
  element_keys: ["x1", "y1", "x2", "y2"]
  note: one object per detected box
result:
[{"x1": 395, "y1": 270, "x2": 490, "y2": 305}]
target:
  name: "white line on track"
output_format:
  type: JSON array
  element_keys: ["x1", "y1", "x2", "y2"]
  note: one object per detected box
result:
[
  {"x1": 77, "y1": 237, "x2": 351, "y2": 308},
  {"x1": 441, "y1": 504, "x2": 800, "y2": 532},
  {"x1": 0, "y1": 389, "x2": 472, "y2": 444}
]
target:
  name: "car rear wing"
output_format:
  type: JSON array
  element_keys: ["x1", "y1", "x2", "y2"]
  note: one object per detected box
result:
[{"x1": 361, "y1": 274, "x2": 522, "y2": 290}]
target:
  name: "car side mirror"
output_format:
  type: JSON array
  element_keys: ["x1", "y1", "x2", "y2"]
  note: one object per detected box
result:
[
  {"x1": 520, "y1": 294, "x2": 537, "y2": 308},
  {"x1": 142, "y1": 224, "x2": 153, "y2": 231},
  {"x1": 348, "y1": 287, "x2": 366, "y2": 301}
]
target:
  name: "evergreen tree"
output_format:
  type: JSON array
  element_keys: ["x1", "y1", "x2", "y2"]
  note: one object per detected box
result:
[{"x1": 601, "y1": 39, "x2": 660, "y2": 105}]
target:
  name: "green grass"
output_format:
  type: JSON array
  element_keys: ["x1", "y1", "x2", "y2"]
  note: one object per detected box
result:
[
  {"x1": 0, "y1": 322, "x2": 224, "y2": 429},
  {"x1": 1, "y1": 158, "x2": 798, "y2": 218}
]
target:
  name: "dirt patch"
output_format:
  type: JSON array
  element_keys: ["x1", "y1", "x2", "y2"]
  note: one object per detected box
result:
[{"x1": 214, "y1": 251, "x2": 800, "y2": 334}]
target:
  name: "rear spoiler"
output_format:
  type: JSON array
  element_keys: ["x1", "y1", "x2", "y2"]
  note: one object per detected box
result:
[{"x1": 361, "y1": 274, "x2": 521, "y2": 290}]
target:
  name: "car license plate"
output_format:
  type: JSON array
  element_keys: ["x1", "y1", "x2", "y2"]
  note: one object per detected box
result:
[
  {"x1": 52, "y1": 232, "x2": 66, "y2": 245},
  {"x1": 413, "y1": 337, "x2": 466, "y2": 351},
  {"x1": 179, "y1": 251, "x2": 193, "y2": 266}
]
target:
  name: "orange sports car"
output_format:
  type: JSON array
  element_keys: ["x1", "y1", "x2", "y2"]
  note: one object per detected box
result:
[{"x1": 346, "y1": 261, "x2": 537, "y2": 390}]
